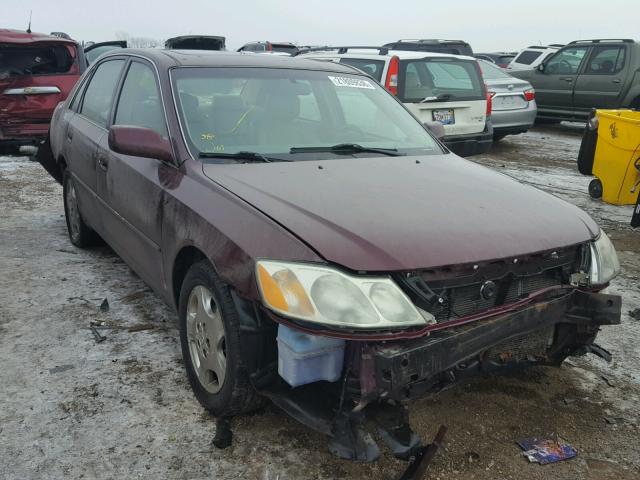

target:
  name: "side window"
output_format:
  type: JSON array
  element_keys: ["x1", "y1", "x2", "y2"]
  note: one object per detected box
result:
[
  {"x1": 513, "y1": 50, "x2": 543, "y2": 65},
  {"x1": 585, "y1": 46, "x2": 626, "y2": 74},
  {"x1": 545, "y1": 47, "x2": 588, "y2": 75},
  {"x1": 79, "y1": 60, "x2": 125, "y2": 127},
  {"x1": 338, "y1": 59, "x2": 385, "y2": 82},
  {"x1": 114, "y1": 61, "x2": 167, "y2": 137},
  {"x1": 69, "y1": 76, "x2": 89, "y2": 112}
]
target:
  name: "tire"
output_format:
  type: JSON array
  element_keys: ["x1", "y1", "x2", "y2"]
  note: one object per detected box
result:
[
  {"x1": 62, "y1": 170, "x2": 96, "y2": 248},
  {"x1": 577, "y1": 122, "x2": 598, "y2": 175},
  {"x1": 589, "y1": 178, "x2": 603, "y2": 199},
  {"x1": 493, "y1": 133, "x2": 507, "y2": 142},
  {"x1": 178, "y1": 260, "x2": 264, "y2": 416}
]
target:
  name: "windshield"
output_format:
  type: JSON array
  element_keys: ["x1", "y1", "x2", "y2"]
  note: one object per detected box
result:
[
  {"x1": 398, "y1": 58, "x2": 484, "y2": 103},
  {"x1": 0, "y1": 44, "x2": 75, "y2": 78},
  {"x1": 171, "y1": 67, "x2": 441, "y2": 159},
  {"x1": 478, "y1": 60, "x2": 512, "y2": 79}
]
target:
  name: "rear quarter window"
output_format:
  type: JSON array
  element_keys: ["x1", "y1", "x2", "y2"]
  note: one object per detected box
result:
[
  {"x1": 0, "y1": 44, "x2": 75, "y2": 77},
  {"x1": 338, "y1": 58, "x2": 385, "y2": 82},
  {"x1": 398, "y1": 58, "x2": 484, "y2": 103},
  {"x1": 513, "y1": 50, "x2": 543, "y2": 65}
]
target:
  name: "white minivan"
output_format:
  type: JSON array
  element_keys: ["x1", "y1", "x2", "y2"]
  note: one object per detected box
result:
[{"x1": 296, "y1": 47, "x2": 493, "y2": 156}]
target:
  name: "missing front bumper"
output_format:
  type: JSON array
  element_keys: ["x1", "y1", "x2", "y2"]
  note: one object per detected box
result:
[
  {"x1": 370, "y1": 290, "x2": 620, "y2": 401},
  {"x1": 255, "y1": 289, "x2": 621, "y2": 462}
]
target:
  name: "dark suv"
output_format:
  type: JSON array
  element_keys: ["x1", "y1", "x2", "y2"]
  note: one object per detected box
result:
[
  {"x1": 511, "y1": 39, "x2": 640, "y2": 121},
  {"x1": 0, "y1": 29, "x2": 125, "y2": 154},
  {"x1": 46, "y1": 49, "x2": 621, "y2": 463}
]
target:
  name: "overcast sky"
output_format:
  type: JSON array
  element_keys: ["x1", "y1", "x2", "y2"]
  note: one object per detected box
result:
[{"x1": 4, "y1": 0, "x2": 638, "y2": 51}]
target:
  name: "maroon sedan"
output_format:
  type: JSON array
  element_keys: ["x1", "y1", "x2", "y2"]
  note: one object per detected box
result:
[{"x1": 47, "y1": 49, "x2": 621, "y2": 461}]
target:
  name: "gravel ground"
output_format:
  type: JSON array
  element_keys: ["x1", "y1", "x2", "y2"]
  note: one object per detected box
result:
[{"x1": 1, "y1": 124, "x2": 639, "y2": 480}]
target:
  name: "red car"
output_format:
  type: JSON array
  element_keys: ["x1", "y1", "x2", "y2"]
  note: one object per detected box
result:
[{"x1": 0, "y1": 29, "x2": 124, "y2": 154}]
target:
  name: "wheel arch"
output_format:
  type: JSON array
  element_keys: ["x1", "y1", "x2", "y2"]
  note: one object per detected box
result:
[{"x1": 171, "y1": 245, "x2": 209, "y2": 308}]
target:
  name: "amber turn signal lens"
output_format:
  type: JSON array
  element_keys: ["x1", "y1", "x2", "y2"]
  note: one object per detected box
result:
[{"x1": 258, "y1": 265, "x2": 288, "y2": 311}]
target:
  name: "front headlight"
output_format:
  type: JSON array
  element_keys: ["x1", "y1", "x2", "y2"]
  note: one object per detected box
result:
[
  {"x1": 590, "y1": 230, "x2": 620, "y2": 285},
  {"x1": 256, "y1": 260, "x2": 432, "y2": 329}
]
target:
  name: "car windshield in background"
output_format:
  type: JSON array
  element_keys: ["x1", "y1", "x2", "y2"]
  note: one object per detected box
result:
[
  {"x1": 171, "y1": 67, "x2": 441, "y2": 159},
  {"x1": 0, "y1": 44, "x2": 74, "y2": 78},
  {"x1": 399, "y1": 58, "x2": 483, "y2": 103},
  {"x1": 478, "y1": 60, "x2": 512, "y2": 80}
]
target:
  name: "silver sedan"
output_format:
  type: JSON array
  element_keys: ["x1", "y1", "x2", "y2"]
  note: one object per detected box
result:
[{"x1": 479, "y1": 60, "x2": 537, "y2": 141}]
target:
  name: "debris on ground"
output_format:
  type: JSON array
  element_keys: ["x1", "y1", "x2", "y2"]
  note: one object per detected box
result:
[
  {"x1": 517, "y1": 437, "x2": 577, "y2": 464},
  {"x1": 629, "y1": 308, "x2": 640, "y2": 320},
  {"x1": 100, "y1": 298, "x2": 110, "y2": 313},
  {"x1": 397, "y1": 425, "x2": 447, "y2": 480},
  {"x1": 90, "y1": 326, "x2": 107, "y2": 344},
  {"x1": 601, "y1": 375, "x2": 616, "y2": 388},
  {"x1": 48, "y1": 364, "x2": 74, "y2": 374},
  {"x1": 127, "y1": 323, "x2": 157, "y2": 333},
  {"x1": 212, "y1": 418, "x2": 233, "y2": 449}
]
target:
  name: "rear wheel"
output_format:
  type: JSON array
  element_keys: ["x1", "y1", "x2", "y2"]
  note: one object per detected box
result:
[
  {"x1": 178, "y1": 260, "x2": 264, "y2": 416},
  {"x1": 63, "y1": 170, "x2": 95, "y2": 248},
  {"x1": 589, "y1": 178, "x2": 603, "y2": 199}
]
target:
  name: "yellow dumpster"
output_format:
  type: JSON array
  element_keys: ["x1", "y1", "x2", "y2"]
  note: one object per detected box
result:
[{"x1": 589, "y1": 109, "x2": 640, "y2": 206}]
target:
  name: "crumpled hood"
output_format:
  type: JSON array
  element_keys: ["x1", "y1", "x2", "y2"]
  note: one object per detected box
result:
[{"x1": 203, "y1": 154, "x2": 599, "y2": 272}]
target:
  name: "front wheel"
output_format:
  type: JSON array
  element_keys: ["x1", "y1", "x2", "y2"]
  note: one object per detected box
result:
[
  {"x1": 178, "y1": 260, "x2": 264, "y2": 416},
  {"x1": 63, "y1": 170, "x2": 95, "y2": 248},
  {"x1": 589, "y1": 178, "x2": 603, "y2": 199}
]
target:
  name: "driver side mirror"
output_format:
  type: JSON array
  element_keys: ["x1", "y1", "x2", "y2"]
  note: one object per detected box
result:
[
  {"x1": 537, "y1": 63, "x2": 546, "y2": 73},
  {"x1": 424, "y1": 121, "x2": 445, "y2": 139},
  {"x1": 108, "y1": 125, "x2": 173, "y2": 162}
]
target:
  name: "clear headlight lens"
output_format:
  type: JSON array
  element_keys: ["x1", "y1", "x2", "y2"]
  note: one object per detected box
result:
[
  {"x1": 256, "y1": 260, "x2": 430, "y2": 329},
  {"x1": 590, "y1": 230, "x2": 620, "y2": 285}
]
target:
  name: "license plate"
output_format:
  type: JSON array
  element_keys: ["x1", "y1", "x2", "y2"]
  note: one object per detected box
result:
[
  {"x1": 493, "y1": 95, "x2": 527, "y2": 110},
  {"x1": 432, "y1": 109, "x2": 455, "y2": 125}
]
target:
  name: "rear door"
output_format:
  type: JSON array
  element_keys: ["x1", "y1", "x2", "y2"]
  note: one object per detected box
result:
[
  {"x1": 0, "y1": 41, "x2": 80, "y2": 141},
  {"x1": 398, "y1": 57, "x2": 486, "y2": 136},
  {"x1": 533, "y1": 46, "x2": 589, "y2": 116},
  {"x1": 573, "y1": 44, "x2": 628, "y2": 113},
  {"x1": 95, "y1": 59, "x2": 170, "y2": 289},
  {"x1": 65, "y1": 59, "x2": 126, "y2": 228}
]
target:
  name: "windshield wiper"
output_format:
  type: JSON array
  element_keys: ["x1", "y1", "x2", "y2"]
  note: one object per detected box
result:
[
  {"x1": 198, "y1": 151, "x2": 291, "y2": 163},
  {"x1": 290, "y1": 143, "x2": 403, "y2": 157},
  {"x1": 420, "y1": 94, "x2": 452, "y2": 103}
]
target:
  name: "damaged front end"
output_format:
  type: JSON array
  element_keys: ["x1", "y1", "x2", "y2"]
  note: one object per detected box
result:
[{"x1": 248, "y1": 239, "x2": 622, "y2": 462}]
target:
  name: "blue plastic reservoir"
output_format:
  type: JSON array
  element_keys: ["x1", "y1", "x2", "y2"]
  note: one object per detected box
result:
[{"x1": 277, "y1": 324, "x2": 346, "y2": 387}]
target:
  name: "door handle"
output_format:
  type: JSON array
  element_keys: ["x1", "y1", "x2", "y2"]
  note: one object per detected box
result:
[
  {"x1": 97, "y1": 156, "x2": 108, "y2": 171},
  {"x1": 560, "y1": 77, "x2": 573, "y2": 82},
  {"x1": 612, "y1": 79, "x2": 621, "y2": 84}
]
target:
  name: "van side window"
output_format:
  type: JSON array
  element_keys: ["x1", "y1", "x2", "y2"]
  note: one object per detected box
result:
[
  {"x1": 114, "y1": 62, "x2": 168, "y2": 138},
  {"x1": 79, "y1": 60, "x2": 125, "y2": 127}
]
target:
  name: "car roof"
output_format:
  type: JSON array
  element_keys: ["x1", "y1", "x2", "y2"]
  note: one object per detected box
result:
[
  {"x1": 299, "y1": 48, "x2": 477, "y2": 62},
  {"x1": 101, "y1": 49, "x2": 366, "y2": 74},
  {"x1": 0, "y1": 28, "x2": 76, "y2": 45}
]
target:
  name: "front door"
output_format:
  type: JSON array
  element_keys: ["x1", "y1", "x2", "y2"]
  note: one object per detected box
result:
[
  {"x1": 533, "y1": 46, "x2": 590, "y2": 117},
  {"x1": 573, "y1": 45, "x2": 628, "y2": 114},
  {"x1": 95, "y1": 59, "x2": 170, "y2": 291}
]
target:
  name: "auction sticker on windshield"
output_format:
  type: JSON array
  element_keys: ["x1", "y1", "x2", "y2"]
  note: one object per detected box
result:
[{"x1": 328, "y1": 76, "x2": 375, "y2": 89}]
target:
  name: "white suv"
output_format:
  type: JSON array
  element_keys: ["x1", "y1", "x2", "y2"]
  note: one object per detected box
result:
[
  {"x1": 296, "y1": 47, "x2": 493, "y2": 156},
  {"x1": 507, "y1": 45, "x2": 563, "y2": 71}
]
